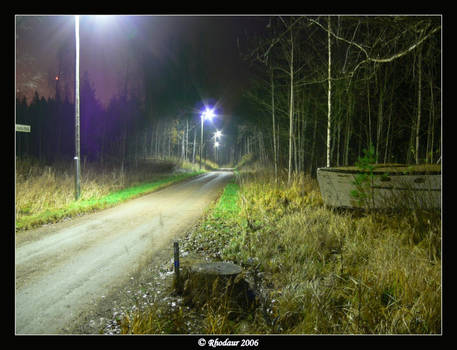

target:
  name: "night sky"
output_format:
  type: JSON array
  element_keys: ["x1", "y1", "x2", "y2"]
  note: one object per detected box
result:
[{"x1": 16, "y1": 15, "x2": 269, "y2": 113}]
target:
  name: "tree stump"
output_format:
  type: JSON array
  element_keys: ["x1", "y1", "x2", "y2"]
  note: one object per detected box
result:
[
  {"x1": 180, "y1": 261, "x2": 253, "y2": 312},
  {"x1": 192, "y1": 261, "x2": 242, "y2": 276}
]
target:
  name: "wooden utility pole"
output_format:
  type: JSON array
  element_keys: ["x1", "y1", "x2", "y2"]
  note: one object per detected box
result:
[{"x1": 173, "y1": 241, "x2": 181, "y2": 292}]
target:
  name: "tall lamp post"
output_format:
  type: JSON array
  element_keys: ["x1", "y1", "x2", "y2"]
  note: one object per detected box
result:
[
  {"x1": 214, "y1": 130, "x2": 222, "y2": 166},
  {"x1": 214, "y1": 141, "x2": 220, "y2": 165},
  {"x1": 74, "y1": 15, "x2": 114, "y2": 199},
  {"x1": 199, "y1": 107, "x2": 215, "y2": 170},
  {"x1": 74, "y1": 15, "x2": 81, "y2": 200}
]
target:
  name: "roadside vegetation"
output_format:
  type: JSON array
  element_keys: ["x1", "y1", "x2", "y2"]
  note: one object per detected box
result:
[
  {"x1": 119, "y1": 165, "x2": 441, "y2": 334},
  {"x1": 15, "y1": 155, "x2": 441, "y2": 334},
  {"x1": 15, "y1": 157, "x2": 209, "y2": 232}
]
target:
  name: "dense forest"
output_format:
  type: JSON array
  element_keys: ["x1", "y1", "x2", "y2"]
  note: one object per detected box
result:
[
  {"x1": 16, "y1": 16, "x2": 441, "y2": 175},
  {"x1": 15, "y1": 69, "x2": 220, "y2": 168},
  {"x1": 241, "y1": 16, "x2": 441, "y2": 178}
]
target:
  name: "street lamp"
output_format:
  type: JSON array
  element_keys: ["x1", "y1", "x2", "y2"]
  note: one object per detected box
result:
[
  {"x1": 214, "y1": 141, "x2": 220, "y2": 165},
  {"x1": 74, "y1": 15, "x2": 81, "y2": 200},
  {"x1": 199, "y1": 107, "x2": 216, "y2": 170},
  {"x1": 74, "y1": 15, "x2": 116, "y2": 200}
]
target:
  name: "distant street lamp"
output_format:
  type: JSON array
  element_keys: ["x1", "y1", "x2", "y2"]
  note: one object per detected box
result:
[
  {"x1": 214, "y1": 141, "x2": 220, "y2": 165},
  {"x1": 199, "y1": 107, "x2": 215, "y2": 170},
  {"x1": 213, "y1": 130, "x2": 222, "y2": 165}
]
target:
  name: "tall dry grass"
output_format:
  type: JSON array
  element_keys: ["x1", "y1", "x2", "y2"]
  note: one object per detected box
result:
[
  {"x1": 15, "y1": 157, "x2": 181, "y2": 230},
  {"x1": 118, "y1": 169, "x2": 441, "y2": 334},
  {"x1": 226, "y1": 170, "x2": 442, "y2": 334}
]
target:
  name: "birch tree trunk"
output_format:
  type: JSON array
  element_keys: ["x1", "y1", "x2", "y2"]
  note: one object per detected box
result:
[
  {"x1": 336, "y1": 113, "x2": 341, "y2": 166},
  {"x1": 326, "y1": 16, "x2": 332, "y2": 168},
  {"x1": 383, "y1": 98, "x2": 392, "y2": 164},
  {"x1": 310, "y1": 110, "x2": 317, "y2": 175},
  {"x1": 367, "y1": 78, "x2": 372, "y2": 149},
  {"x1": 168, "y1": 126, "x2": 171, "y2": 158},
  {"x1": 192, "y1": 125, "x2": 196, "y2": 164},
  {"x1": 271, "y1": 69, "x2": 278, "y2": 181},
  {"x1": 288, "y1": 31, "x2": 294, "y2": 184},
  {"x1": 427, "y1": 78, "x2": 435, "y2": 163},
  {"x1": 181, "y1": 129, "x2": 185, "y2": 160},
  {"x1": 185, "y1": 119, "x2": 189, "y2": 161},
  {"x1": 376, "y1": 69, "x2": 386, "y2": 163},
  {"x1": 415, "y1": 47, "x2": 422, "y2": 164},
  {"x1": 343, "y1": 92, "x2": 352, "y2": 166}
]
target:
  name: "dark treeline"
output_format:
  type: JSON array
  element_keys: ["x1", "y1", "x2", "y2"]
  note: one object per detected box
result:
[
  {"x1": 16, "y1": 71, "x2": 153, "y2": 167},
  {"x1": 16, "y1": 69, "x2": 236, "y2": 168},
  {"x1": 16, "y1": 16, "x2": 441, "y2": 175},
  {"x1": 237, "y1": 15, "x2": 441, "y2": 179}
]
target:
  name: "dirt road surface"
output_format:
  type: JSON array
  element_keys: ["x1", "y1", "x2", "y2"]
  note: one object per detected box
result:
[{"x1": 15, "y1": 171, "x2": 233, "y2": 334}]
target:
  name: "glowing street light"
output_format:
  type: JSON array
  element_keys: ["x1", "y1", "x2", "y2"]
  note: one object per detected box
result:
[
  {"x1": 214, "y1": 130, "x2": 222, "y2": 140},
  {"x1": 202, "y1": 108, "x2": 215, "y2": 122}
]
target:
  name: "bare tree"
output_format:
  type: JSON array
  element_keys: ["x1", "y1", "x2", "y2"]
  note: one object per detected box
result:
[
  {"x1": 415, "y1": 45, "x2": 423, "y2": 164},
  {"x1": 326, "y1": 16, "x2": 332, "y2": 168},
  {"x1": 288, "y1": 28, "x2": 295, "y2": 183}
]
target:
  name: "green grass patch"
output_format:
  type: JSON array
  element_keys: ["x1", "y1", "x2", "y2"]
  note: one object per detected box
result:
[
  {"x1": 16, "y1": 171, "x2": 203, "y2": 232},
  {"x1": 92, "y1": 173, "x2": 201, "y2": 206},
  {"x1": 212, "y1": 182, "x2": 240, "y2": 219},
  {"x1": 181, "y1": 180, "x2": 242, "y2": 261}
]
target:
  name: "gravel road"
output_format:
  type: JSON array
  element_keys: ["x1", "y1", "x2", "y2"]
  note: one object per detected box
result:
[{"x1": 15, "y1": 171, "x2": 233, "y2": 334}]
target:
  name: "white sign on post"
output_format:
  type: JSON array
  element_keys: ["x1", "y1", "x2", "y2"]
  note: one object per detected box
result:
[{"x1": 16, "y1": 124, "x2": 31, "y2": 133}]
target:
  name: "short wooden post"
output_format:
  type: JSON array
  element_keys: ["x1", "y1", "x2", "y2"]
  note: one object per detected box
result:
[{"x1": 173, "y1": 241, "x2": 180, "y2": 288}]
